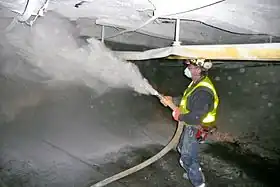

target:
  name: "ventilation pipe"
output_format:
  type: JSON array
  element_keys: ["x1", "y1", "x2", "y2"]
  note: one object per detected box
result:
[{"x1": 113, "y1": 43, "x2": 280, "y2": 61}]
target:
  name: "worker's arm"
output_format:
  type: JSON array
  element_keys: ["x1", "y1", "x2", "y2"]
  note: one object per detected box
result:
[{"x1": 178, "y1": 89, "x2": 214, "y2": 125}]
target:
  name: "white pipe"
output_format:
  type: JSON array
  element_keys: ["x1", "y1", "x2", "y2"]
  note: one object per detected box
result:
[
  {"x1": 101, "y1": 25, "x2": 105, "y2": 43},
  {"x1": 96, "y1": 0, "x2": 225, "y2": 40},
  {"x1": 175, "y1": 18, "x2": 180, "y2": 42},
  {"x1": 173, "y1": 18, "x2": 181, "y2": 46},
  {"x1": 24, "y1": 0, "x2": 49, "y2": 26}
]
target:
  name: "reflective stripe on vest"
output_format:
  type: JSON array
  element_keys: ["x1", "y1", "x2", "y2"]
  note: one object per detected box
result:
[{"x1": 179, "y1": 76, "x2": 219, "y2": 126}]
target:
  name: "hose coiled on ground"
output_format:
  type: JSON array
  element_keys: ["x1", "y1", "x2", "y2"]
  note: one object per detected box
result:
[
  {"x1": 91, "y1": 92, "x2": 182, "y2": 187},
  {"x1": 90, "y1": 121, "x2": 184, "y2": 187}
]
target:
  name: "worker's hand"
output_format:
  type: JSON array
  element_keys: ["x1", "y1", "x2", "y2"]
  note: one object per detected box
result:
[
  {"x1": 172, "y1": 107, "x2": 181, "y2": 121},
  {"x1": 160, "y1": 96, "x2": 173, "y2": 107}
]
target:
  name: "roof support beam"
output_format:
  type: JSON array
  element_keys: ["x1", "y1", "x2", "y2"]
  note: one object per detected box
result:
[{"x1": 114, "y1": 43, "x2": 280, "y2": 61}]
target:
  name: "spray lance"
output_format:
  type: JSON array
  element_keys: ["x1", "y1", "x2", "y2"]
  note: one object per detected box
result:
[
  {"x1": 90, "y1": 79, "x2": 184, "y2": 187},
  {"x1": 153, "y1": 91, "x2": 178, "y2": 110},
  {"x1": 141, "y1": 77, "x2": 178, "y2": 110}
]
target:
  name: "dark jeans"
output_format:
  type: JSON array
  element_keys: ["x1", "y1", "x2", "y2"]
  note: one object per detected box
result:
[{"x1": 177, "y1": 125, "x2": 205, "y2": 186}]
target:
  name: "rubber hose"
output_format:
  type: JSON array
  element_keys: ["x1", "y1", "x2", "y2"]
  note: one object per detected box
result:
[{"x1": 90, "y1": 121, "x2": 184, "y2": 187}]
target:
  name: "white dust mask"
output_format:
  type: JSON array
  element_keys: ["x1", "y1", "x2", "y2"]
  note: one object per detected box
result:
[{"x1": 184, "y1": 67, "x2": 192, "y2": 78}]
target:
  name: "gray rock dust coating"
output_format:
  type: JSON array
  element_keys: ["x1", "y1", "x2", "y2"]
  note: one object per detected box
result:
[{"x1": 0, "y1": 12, "x2": 157, "y2": 97}]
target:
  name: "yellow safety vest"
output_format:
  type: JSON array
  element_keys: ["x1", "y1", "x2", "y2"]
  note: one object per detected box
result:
[{"x1": 179, "y1": 76, "x2": 219, "y2": 127}]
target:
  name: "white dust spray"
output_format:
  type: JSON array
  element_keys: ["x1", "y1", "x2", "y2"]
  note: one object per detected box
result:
[{"x1": 1, "y1": 12, "x2": 157, "y2": 96}]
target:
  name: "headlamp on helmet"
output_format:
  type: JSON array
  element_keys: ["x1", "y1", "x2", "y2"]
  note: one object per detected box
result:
[{"x1": 187, "y1": 58, "x2": 212, "y2": 70}]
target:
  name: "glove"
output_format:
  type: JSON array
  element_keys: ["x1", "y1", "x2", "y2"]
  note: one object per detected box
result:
[{"x1": 172, "y1": 107, "x2": 181, "y2": 121}]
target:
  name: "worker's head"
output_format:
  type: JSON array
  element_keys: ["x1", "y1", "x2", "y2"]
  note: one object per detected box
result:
[{"x1": 183, "y1": 58, "x2": 212, "y2": 78}]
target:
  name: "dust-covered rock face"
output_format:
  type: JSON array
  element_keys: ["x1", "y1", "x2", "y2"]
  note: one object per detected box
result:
[
  {"x1": 212, "y1": 65, "x2": 280, "y2": 158},
  {"x1": 200, "y1": 65, "x2": 280, "y2": 185},
  {"x1": 0, "y1": 79, "x2": 44, "y2": 122}
]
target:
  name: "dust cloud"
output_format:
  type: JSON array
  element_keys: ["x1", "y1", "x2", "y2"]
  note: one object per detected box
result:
[
  {"x1": 0, "y1": 12, "x2": 157, "y2": 96},
  {"x1": 0, "y1": 11, "x2": 159, "y2": 122}
]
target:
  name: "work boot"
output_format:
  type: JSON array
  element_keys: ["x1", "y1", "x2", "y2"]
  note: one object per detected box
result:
[
  {"x1": 188, "y1": 166, "x2": 206, "y2": 187},
  {"x1": 183, "y1": 172, "x2": 206, "y2": 187}
]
